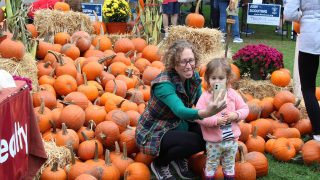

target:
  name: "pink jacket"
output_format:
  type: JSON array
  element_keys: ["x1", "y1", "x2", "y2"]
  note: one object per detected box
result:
[{"x1": 195, "y1": 88, "x2": 249, "y2": 142}]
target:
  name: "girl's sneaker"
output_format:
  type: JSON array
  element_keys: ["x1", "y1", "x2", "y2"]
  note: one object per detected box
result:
[{"x1": 233, "y1": 37, "x2": 243, "y2": 43}]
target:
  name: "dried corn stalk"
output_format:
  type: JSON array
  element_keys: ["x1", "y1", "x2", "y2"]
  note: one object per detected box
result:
[{"x1": 139, "y1": 0, "x2": 162, "y2": 45}]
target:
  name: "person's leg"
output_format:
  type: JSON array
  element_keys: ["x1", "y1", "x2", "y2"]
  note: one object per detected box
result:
[
  {"x1": 231, "y1": 15, "x2": 241, "y2": 39},
  {"x1": 218, "y1": 1, "x2": 228, "y2": 33},
  {"x1": 205, "y1": 142, "x2": 222, "y2": 178},
  {"x1": 298, "y1": 51, "x2": 320, "y2": 135},
  {"x1": 220, "y1": 140, "x2": 238, "y2": 180},
  {"x1": 163, "y1": 13, "x2": 169, "y2": 34},
  {"x1": 210, "y1": 0, "x2": 220, "y2": 28},
  {"x1": 171, "y1": 2, "x2": 180, "y2": 26}
]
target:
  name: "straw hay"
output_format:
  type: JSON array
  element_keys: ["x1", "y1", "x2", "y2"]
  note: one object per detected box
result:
[
  {"x1": 0, "y1": 53, "x2": 38, "y2": 92},
  {"x1": 34, "y1": 140, "x2": 72, "y2": 180},
  {"x1": 34, "y1": 9, "x2": 94, "y2": 40},
  {"x1": 158, "y1": 25, "x2": 229, "y2": 65},
  {"x1": 234, "y1": 78, "x2": 293, "y2": 99},
  {"x1": 107, "y1": 33, "x2": 136, "y2": 45}
]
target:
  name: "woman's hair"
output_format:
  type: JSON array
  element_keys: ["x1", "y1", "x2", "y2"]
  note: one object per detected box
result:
[
  {"x1": 162, "y1": 39, "x2": 200, "y2": 70},
  {"x1": 204, "y1": 58, "x2": 236, "y2": 87}
]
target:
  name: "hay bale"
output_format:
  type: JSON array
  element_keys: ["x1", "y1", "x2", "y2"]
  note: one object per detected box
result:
[
  {"x1": 234, "y1": 78, "x2": 293, "y2": 99},
  {"x1": 34, "y1": 140, "x2": 72, "y2": 180},
  {"x1": 0, "y1": 53, "x2": 38, "y2": 92},
  {"x1": 34, "y1": 9, "x2": 94, "y2": 40},
  {"x1": 158, "y1": 25, "x2": 229, "y2": 65},
  {"x1": 108, "y1": 33, "x2": 137, "y2": 45}
]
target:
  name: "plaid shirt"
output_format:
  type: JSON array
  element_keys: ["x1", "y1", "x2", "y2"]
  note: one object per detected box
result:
[{"x1": 135, "y1": 70, "x2": 202, "y2": 156}]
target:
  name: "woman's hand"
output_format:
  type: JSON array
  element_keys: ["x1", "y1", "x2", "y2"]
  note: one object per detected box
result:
[{"x1": 199, "y1": 90, "x2": 227, "y2": 118}]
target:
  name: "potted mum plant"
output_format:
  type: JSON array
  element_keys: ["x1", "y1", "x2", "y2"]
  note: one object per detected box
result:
[
  {"x1": 232, "y1": 44, "x2": 284, "y2": 80},
  {"x1": 102, "y1": 0, "x2": 131, "y2": 34}
]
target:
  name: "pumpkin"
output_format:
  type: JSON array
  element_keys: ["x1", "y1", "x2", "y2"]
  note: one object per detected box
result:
[
  {"x1": 101, "y1": 149, "x2": 121, "y2": 180},
  {"x1": 244, "y1": 151, "x2": 268, "y2": 177},
  {"x1": 289, "y1": 138, "x2": 304, "y2": 152},
  {"x1": 235, "y1": 141, "x2": 248, "y2": 162},
  {"x1": 94, "y1": 121, "x2": 120, "y2": 148},
  {"x1": 92, "y1": 11, "x2": 107, "y2": 35},
  {"x1": 231, "y1": 63, "x2": 241, "y2": 81},
  {"x1": 105, "y1": 79, "x2": 128, "y2": 98},
  {"x1": 37, "y1": 61, "x2": 53, "y2": 78},
  {"x1": 77, "y1": 121, "x2": 95, "y2": 142},
  {"x1": 126, "y1": 110, "x2": 141, "y2": 127},
  {"x1": 108, "y1": 61, "x2": 128, "y2": 76},
  {"x1": 74, "y1": 174, "x2": 97, "y2": 180},
  {"x1": 273, "y1": 90, "x2": 296, "y2": 110},
  {"x1": 34, "y1": 100, "x2": 52, "y2": 133},
  {"x1": 112, "y1": 142, "x2": 134, "y2": 177},
  {"x1": 61, "y1": 43, "x2": 80, "y2": 60},
  {"x1": 116, "y1": 75, "x2": 139, "y2": 90},
  {"x1": 99, "y1": 71, "x2": 115, "y2": 87},
  {"x1": 238, "y1": 121, "x2": 252, "y2": 142},
  {"x1": 293, "y1": 22, "x2": 300, "y2": 34},
  {"x1": 55, "y1": 123, "x2": 80, "y2": 150},
  {"x1": 113, "y1": 38, "x2": 135, "y2": 53},
  {"x1": 271, "y1": 70, "x2": 291, "y2": 87},
  {"x1": 258, "y1": 97, "x2": 274, "y2": 118},
  {"x1": 112, "y1": 52, "x2": 132, "y2": 66},
  {"x1": 185, "y1": 0, "x2": 205, "y2": 28},
  {"x1": 124, "y1": 162, "x2": 150, "y2": 180},
  {"x1": 138, "y1": 84, "x2": 151, "y2": 102},
  {"x1": 33, "y1": 90, "x2": 57, "y2": 109},
  {"x1": 141, "y1": 45, "x2": 161, "y2": 62},
  {"x1": 92, "y1": 36, "x2": 112, "y2": 51},
  {"x1": 64, "y1": 91, "x2": 90, "y2": 110},
  {"x1": 53, "y1": 74, "x2": 78, "y2": 96},
  {"x1": 40, "y1": 162, "x2": 67, "y2": 180},
  {"x1": 188, "y1": 151, "x2": 206, "y2": 177},
  {"x1": 245, "y1": 100, "x2": 261, "y2": 122},
  {"x1": 131, "y1": 38, "x2": 147, "y2": 53},
  {"x1": 292, "y1": 118, "x2": 313, "y2": 135},
  {"x1": 272, "y1": 137, "x2": 296, "y2": 161},
  {"x1": 272, "y1": 127, "x2": 301, "y2": 139},
  {"x1": 0, "y1": 38, "x2": 25, "y2": 60},
  {"x1": 151, "y1": 60, "x2": 165, "y2": 71},
  {"x1": 59, "y1": 104, "x2": 85, "y2": 130},
  {"x1": 316, "y1": 87, "x2": 320, "y2": 100},
  {"x1": 82, "y1": 61, "x2": 104, "y2": 81},
  {"x1": 142, "y1": 66, "x2": 161, "y2": 86},
  {"x1": 119, "y1": 128, "x2": 138, "y2": 155},
  {"x1": 37, "y1": 40, "x2": 55, "y2": 59},
  {"x1": 235, "y1": 146, "x2": 256, "y2": 180},
  {"x1": 54, "y1": 1, "x2": 70, "y2": 11},
  {"x1": 278, "y1": 102, "x2": 301, "y2": 124},
  {"x1": 134, "y1": 152, "x2": 154, "y2": 166},
  {"x1": 245, "y1": 126, "x2": 265, "y2": 153},
  {"x1": 71, "y1": 31, "x2": 92, "y2": 53},
  {"x1": 78, "y1": 135, "x2": 104, "y2": 161},
  {"x1": 77, "y1": 73, "x2": 99, "y2": 102},
  {"x1": 84, "y1": 142, "x2": 105, "y2": 171},
  {"x1": 54, "y1": 32, "x2": 71, "y2": 45},
  {"x1": 26, "y1": 24, "x2": 38, "y2": 38},
  {"x1": 42, "y1": 120, "x2": 60, "y2": 141},
  {"x1": 106, "y1": 109, "x2": 130, "y2": 133},
  {"x1": 85, "y1": 101, "x2": 106, "y2": 126},
  {"x1": 120, "y1": 100, "x2": 138, "y2": 112},
  {"x1": 265, "y1": 138, "x2": 276, "y2": 154},
  {"x1": 38, "y1": 74, "x2": 55, "y2": 86},
  {"x1": 301, "y1": 140, "x2": 320, "y2": 165},
  {"x1": 249, "y1": 118, "x2": 272, "y2": 139}
]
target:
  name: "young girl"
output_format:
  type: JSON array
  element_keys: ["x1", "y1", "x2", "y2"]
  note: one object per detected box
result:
[{"x1": 195, "y1": 58, "x2": 249, "y2": 180}]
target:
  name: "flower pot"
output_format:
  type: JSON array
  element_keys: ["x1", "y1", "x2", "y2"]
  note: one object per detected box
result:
[{"x1": 106, "y1": 22, "x2": 128, "y2": 34}]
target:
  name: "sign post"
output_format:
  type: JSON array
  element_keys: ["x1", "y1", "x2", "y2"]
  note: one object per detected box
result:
[
  {"x1": 247, "y1": 3, "x2": 281, "y2": 26},
  {"x1": 81, "y1": 3, "x2": 103, "y2": 21}
]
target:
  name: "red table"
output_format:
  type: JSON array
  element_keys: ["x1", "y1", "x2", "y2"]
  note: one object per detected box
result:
[{"x1": 0, "y1": 80, "x2": 47, "y2": 180}]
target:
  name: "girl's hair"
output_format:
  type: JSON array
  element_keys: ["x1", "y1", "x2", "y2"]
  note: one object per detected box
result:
[
  {"x1": 162, "y1": 39, "x2": 200, "y2": 70},
  {"x1": 204, "y1": 58, "x2": 236, "y2": 87}
]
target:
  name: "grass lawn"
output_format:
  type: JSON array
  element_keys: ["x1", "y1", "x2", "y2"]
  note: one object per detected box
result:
[{"x1": 164, "y1": 3, "x2": 320, "y2": 180}]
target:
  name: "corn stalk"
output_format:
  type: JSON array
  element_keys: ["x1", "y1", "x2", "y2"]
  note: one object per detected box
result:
[
  {"x1": 138, "y1": 0, "x2": 162, "y2": 45},
  {"x1": 5, "y1": 0, "x2": 33, "y2": 54}
]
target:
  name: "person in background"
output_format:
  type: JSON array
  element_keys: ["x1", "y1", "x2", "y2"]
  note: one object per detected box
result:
[
  {"x1": 210, "y1": 0, "x2": 220, "y2": 28},
  {"x1": 218, "y1": 0, "x2": 243, "y2": 43},
  {"x1": 196, "y1": 58, "x2": 249, "y2": 180},
  {"x1": 135, "y1": 39, "x2": 227, "y2": 180},
  {"x1": 65, "y1": 0, "x2": 82, "y2": 12},
  {"x1": 284, "y1": 0, "x2": 320, "y2": 141},
  {"x1": 27, "y1": 0, "x2": 60, "y2": 22},
  {"x1": 162, "y1": 0, "x2": 180, "y2": 37}
]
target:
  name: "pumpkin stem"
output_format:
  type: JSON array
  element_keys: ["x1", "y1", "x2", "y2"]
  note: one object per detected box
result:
[
  {"x1": 105, "y1": 149, "x2": 111, "y2": 166},
  {"x1": 122, "y1": 142, "x2": 128, "y2": 160},
  {"x1": 68, "y1": 145, "x2": 76, "y2": 165},
  {"x1": 95, "y1": 77, "x2": 101, "y2": 84},
  {"x1": 238, "y1": 145, "x2": 245, "y2": 163},
  {"x1": 82, "y1": 72, "x2": 88, "y2": 85},
  {"x1": 125, "y1": 50, "x2": 133, "y2": 58},
  {"x1": 49, "y1": 120, "x2": 57, "y2": 133},
  {"x1": 76, "y1": 61, "x2": 82, "y2": 73},
  {"x1": 48, "y1": 50, "x2": 62, "y2": 65},
  {"x1": 252, "y1": 126, "x2": 258, "y2": 138},
  {"x1": 270, "y1": 112, "x2": 279, "y2": 121},
  {"x1": 59, "y1": 100, "x2": 74, "y2": 106},
  {"x1": 87, "y1": 120, "x2": 96, "y2": 131},
  {"x1": 118, "y1": 99, "x2": 127, "y2": 108},
  {"x1": 38, "y1": 98, "x2": 45, "y2": 114},
  {"x1": 93, "y1": 141, "x2": 99, "y2": 161},
  {"x1": 49, "y1": 68, "x2": 55, "y2": 77},
  {"x1": 195, "y1": 0, "x2": 202, "y2": 14},
  {"x1": 266, "y1": 133, "x2": 276, "y2": 139},
  {"x1": 124, "y1": 171, "x2": 128, "y2": 180},
  {"x1": 95, "y1": 38, "x2": 101, "y2": 50},
  {"x1": 115, "y1": 141, "x2": 121, "y2": 155},
  {"x1": 294, "y1": 98, "x2": 301, "y2": 107},
  {"x1": 44, "y1": 61, "x2": 51, "y2": 68},
  {"x1": 93, "y1": 97, "x2": 100, "y2": 105},
  {"x1": 51, "y1": 161, "x2": 59, "y2": 172},
  {"x1": 112, "y1": 79, "x2": 118, "y2": 94},
  {"x1": 279, "y1": 113, "x2": 285, "y2": 122},
  {"x1": 126, "y1": 68, "x2": 134, "y2": 78},
  {"x1": 81, "y1": 131, "x2": 89, "y2": 141},
  {"x1": 61, "y1": 123, "x2": 68, "y2": 135},
  {"x1": 93, "y1": 10, "x2": 100, "y2": 23},
  {"x1": 98, "y1": 54, "x2": 116, "y2": 64}
]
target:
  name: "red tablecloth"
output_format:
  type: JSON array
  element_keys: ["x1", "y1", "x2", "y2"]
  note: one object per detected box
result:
[{"x1": 0, "y1": 80, "x2": 47, "y2": 180}]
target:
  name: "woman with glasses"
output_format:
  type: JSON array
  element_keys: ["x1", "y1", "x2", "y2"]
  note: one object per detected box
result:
[{"x1": 135, "y1": 39, "x2": 227, "y2": 180}]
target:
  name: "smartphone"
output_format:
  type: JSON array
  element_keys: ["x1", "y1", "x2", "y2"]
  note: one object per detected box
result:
[{"x1": 213, "y1": 82, "x2": 226, "y2": 100}]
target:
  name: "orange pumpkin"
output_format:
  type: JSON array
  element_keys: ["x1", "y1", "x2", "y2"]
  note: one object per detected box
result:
[
  {"x1": 124, "y1": 162, "x2": 150, "y2": 180},
  {"x1": 272, "y1": 137, "x2": 296, "y2": 161},
  {"x1": 40, "y1": 162, "x2": 67, "y2": 180},
  {"x1": 185, "y1": 0, "x2": 205, "y2": 28},
  {"x1": 293, "y1": 22, "x2": 300, "y2": 34},
  {"x1": 0, "y1": 38, "x2": 25, "y2": 60},
  {"x1": 26, "y1": 24, "x2": 38, "y2": 38},
  {"x1": 54, "y1": 1, "x2": 70, "y2": 11},
  {"x1": 114, "y1": 38, "x2": 135, "y2": 53},
  {"x1": 271, "y1": 70, "x2": 291, "y2": 87},
  {"x1": 54, "y1": 32, "x2": 71, "y2": 45}
]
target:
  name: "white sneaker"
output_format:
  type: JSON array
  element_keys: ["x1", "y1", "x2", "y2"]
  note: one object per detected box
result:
[
  {"x1": 313, "y1": 135, "x2": 320, "y2": 142},
  {"x1": 233, "y1": 37, "x2": 243, "y2": 43}
]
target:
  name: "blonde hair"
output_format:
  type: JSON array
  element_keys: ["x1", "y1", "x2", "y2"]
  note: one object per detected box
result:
[
  {"x1": 204, "y1": 58, "x2": 236, "y2": 88},
  {"x1": 162, "y1": 39, "x2": 200, "y2": 70}
]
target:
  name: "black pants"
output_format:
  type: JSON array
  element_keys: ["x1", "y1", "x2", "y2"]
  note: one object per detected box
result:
[
  {"x1": 298, "y1": 51, "x2": 320, "y2": 135},
  {"x1": 154, "y1": 123, "x2": 206, "y2": 166}
]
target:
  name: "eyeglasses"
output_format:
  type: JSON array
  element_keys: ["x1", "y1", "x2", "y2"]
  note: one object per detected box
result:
[{"x1": 177, "y1": 58, "x2": 196, "y2": 67}]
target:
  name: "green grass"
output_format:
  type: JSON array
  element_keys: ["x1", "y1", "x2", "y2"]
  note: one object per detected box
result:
[{"x1": 173, "y1": 3, "x2": 320, "y2": 179}]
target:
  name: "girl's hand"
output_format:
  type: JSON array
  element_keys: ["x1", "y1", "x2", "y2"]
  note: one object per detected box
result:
[
  {"x1": 225, "y1": 112, "x2": 239, "y2": 123},
  {"x1": 217, "y1": 117, "x2": 228, "y2": 126}
]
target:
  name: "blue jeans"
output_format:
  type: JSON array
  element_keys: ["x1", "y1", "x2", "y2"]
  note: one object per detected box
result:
[{"x1": 218, "y1": 1, "x2": 240, "y2": 39}]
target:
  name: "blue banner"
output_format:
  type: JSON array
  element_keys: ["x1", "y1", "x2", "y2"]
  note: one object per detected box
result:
[
  {"x1": 81, "y1": 3, "x2": 103, "y2": 21},
  {"x1": 247, "y1": 3, "x2": 281, "y2": 26}
]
